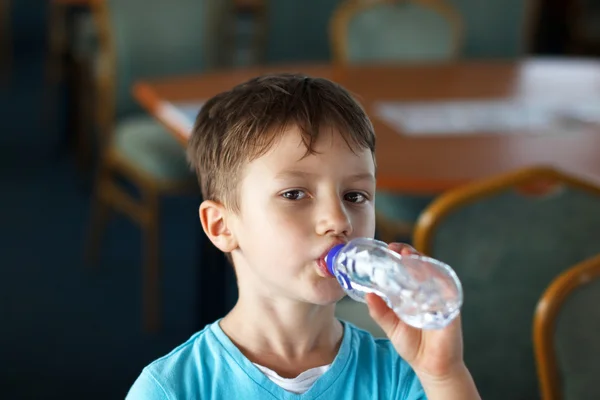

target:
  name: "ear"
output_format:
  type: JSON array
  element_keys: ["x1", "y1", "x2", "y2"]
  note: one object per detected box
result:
[{"x1": 199, "y1": 200, "x2": 238, "y2": 253}]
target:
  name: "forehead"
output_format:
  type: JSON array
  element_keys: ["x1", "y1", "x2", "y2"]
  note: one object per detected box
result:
[{"x1": 248, "y1": 125, "x2": 375, "y2": 175}]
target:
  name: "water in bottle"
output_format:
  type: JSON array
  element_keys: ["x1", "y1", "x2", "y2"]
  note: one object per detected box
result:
[{"x1": 326, "y1": 237, "x2": 462, "y2": 330}]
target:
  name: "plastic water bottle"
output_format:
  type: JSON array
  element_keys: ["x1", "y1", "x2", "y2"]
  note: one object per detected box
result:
[{"x1": 326, "y1": 238, "x2": 463, "y2": 330}]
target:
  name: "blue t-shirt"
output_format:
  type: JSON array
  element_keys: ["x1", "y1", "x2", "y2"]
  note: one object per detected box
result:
[{"x1": 126, "y1": 320, "x2": 426, "y2": 399}]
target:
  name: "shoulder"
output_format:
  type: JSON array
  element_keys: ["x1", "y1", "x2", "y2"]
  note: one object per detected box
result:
[
  {"x1": 126, "y1": 323, "x2": 220, "y2": 400},
  {"x1": 126, "y1": 369, "x2": 169, "y2": 400}
]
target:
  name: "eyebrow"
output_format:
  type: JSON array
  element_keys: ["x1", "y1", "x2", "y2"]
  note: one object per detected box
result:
[{"x1": 274, "y1": 170, "x2": 375, "y2": 183}]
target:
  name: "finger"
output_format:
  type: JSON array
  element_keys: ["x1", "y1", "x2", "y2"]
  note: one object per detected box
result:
[
  {"x1": 444, "y1": 314, "x2": 464, "y2": 341},
  {"x1": 387, "y1": 242, "x2": 419, "y2": 256},
  {"x1": 365, "y1": 293, "x2": 402, "y2": 337}
]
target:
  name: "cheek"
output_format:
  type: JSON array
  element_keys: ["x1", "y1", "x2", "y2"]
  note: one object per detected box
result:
[
  {"x1": 265, "y1": 206, "x2": 312, "y2": 238},
  {"x1": 351, "y1": 207, "x2": 376, "y2": 237},
  {"x1": 238, "y1": 206, "x2": 311, "y2": 272},
  {"x1": 242, "y1": 201, "x2": 310, "y2": 244}
]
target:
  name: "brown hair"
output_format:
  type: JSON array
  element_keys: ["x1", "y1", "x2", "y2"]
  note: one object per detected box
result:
[{"x1": 187, "y1": 73, "x2": 376, "y2": 211}]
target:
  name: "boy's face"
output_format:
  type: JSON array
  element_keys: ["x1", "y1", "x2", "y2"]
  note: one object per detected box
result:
[{"x1": 227, "y1": 126, "x2": 376, "y2": 305}]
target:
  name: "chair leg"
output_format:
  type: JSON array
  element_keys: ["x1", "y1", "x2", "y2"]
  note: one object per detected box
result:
[
  {"x1": 142, "y1": 188, "x2": 161, "y2": 333},
  {"x1": 71, "y1": 57, "x2": 95, "y2": 172},
  {"x1": 0, "y1": 0, "x2": 12, "y2": 84},
  {"x1": 85, "y1": 169, "x2": 112, "y2": 267},
  {"x1": 46, "y1": 3, "x2": 67, "y2": 85}
]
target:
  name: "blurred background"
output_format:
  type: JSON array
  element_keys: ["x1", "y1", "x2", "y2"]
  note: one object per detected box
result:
[{"x1": 2, "y1": 0, "x2": 600, "y2": 399}]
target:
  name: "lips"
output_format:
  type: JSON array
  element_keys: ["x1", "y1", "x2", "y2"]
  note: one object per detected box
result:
[
  {"x1": 316, "y1": 241, "x2": 346, "y2": 277},
  {"x1": 316, "y1": 258, "x2": 332, "y2": 277}
]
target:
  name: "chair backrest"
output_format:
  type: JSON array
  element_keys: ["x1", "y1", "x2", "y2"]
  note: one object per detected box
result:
[
  {"x1": 330, "y1": 0, "x2": 462, "y2": 64},
  {"x1": 413, "y1": 166, "x2": 600, "y2": 400},
  {"x1": 92, "y1": 0, "x2": 229, "y2": 125},
  {"x1": 534, "y1": 253, "x2": 600, "y2": 400},
  {"x1": 260, "y1": 0, "x2": 342, "y2": 64},
  {"x1": 447, "y1": 0, "x2": 538, "y2": 58}
]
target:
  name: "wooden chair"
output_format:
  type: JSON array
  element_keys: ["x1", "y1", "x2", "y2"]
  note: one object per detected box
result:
[
  {"x1": 0, "y1": 0, "x2": 11, "y2": 81},
  {"x1": 46, "y1": 1, "x2": 99, "y2": 171},
  {"x1": 330, "y1": 0, "x2": 462, "y2": 244},
  {"x1": 374, "y1": 192, "x2": 435, "y2": 244},
  {"x1": 413, "y1": 166, "x2": 600, "y2": 400},
  {"x1": 534, "y1": 253, "x2": 600, "y2": 400},
  {"x1": 447, "y1": 0, "x2": 539, "y2": 59},
  {"x1": 254, "y1": 0, "x2": 342, "y2": 64},
  {"x1": 86, "y1": 0, "x2": 228, "y2": 332},
  {"x1": 330, "y1": 0, "x2": 463, "y2": 64}
]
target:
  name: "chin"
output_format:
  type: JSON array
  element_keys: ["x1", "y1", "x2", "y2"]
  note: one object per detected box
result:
[{"x1": 309, "y1": 282, "x2": 346, "y2": 305}]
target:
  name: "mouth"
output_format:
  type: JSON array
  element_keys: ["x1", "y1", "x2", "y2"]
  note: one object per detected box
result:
[
  {"x1": 316, "y1": 258, "x2": 332, "y2": 278},
  {"x1": 316, "y1": 241, "x2": 346, "y2": 278}
]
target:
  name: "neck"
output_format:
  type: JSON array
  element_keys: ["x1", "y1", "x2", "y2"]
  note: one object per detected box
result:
[{"x1": 220, "y1": 292, "x2": 344, "y2": 378}]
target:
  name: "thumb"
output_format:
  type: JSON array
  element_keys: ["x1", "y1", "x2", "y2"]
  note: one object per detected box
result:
[
  {"x1": 366, "y1": 293, "x2": 402, "y2": 337},
  {"x1": 366, "y1": 293, "x2": 421, "y2": 364}
]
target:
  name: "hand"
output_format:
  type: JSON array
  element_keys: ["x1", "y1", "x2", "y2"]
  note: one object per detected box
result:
[{"x1": 365, "y1": 243, "x2": 465, "y2": 381}]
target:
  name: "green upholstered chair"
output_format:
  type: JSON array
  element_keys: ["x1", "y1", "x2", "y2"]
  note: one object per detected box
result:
[
  {"x1": 448, "y1": 0, "x2": 537, "y2": 59},
  {"x1": 330, "y1": 0, "x2": 463, "y2": 64},
  {"x1": 374, "y1": 191, "x2": 436, "y2": 244},
  {"x1": 86, "y1": 0, "x2": 228, "y2": 332},
  {"x1": 413, "y1": 166, "x2": 600, "y2": 400},
  {"x1": 329, "y1": 0, "x2": 462, "y2": 245},
  {"x1": 259, "y1": 0, "x2": 342, "y2": 64},
  {"x1": 534, "y1": 253, "x2": 600, "y2": 400}
]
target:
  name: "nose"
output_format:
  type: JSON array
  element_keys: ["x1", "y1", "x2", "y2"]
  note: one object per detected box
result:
[{"x1": 315, "y1": 196, "x2": 353, "y2": 237}]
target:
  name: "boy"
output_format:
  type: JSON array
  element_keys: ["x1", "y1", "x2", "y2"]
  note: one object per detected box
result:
[{"x1": 127, "y1": 74, "x2": 480, "y2": 399}]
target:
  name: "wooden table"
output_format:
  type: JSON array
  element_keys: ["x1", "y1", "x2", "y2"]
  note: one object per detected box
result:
[
  {"x1": 133, "y1": 58, "x2": 600, "y2": 327},
  {"x1": 134, "y1": 58, "x2": 600, "y2": 195},
  {"x1": 52, "y1": 0, "x2": 93, "y2": 5},
  {"x1": 51, "y1": 0, "x2": 264, "y2": 11}
]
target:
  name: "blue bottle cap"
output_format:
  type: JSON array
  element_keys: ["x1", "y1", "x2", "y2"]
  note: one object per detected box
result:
[{"x1": 326, "y1": 244, "x2": 345, "y2": 275}]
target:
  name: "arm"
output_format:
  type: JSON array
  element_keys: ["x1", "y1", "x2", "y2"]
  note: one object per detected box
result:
[
  {"x1": 367, "y1": 243, "x2": 481, "y2": 400},
  {"x1": 417, "y1": 364, "x2": 480, "y2": 400}
]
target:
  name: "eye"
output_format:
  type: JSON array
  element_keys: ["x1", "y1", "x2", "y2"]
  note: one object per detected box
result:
[
  {"x1": 344, "y1": 192, "x2": 368, "y2": 204},
  {"x1": 281, "y1": 190, "x2": 307, "y2": 201}
]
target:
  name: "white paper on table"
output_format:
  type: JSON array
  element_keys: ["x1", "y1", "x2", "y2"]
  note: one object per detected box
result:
[
  {"x1": 373, "y1": 98, "x2": 600, "y2": 137},
  {"x1": 156, "y1": 101, "x2": 205, "y2": 138}
]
